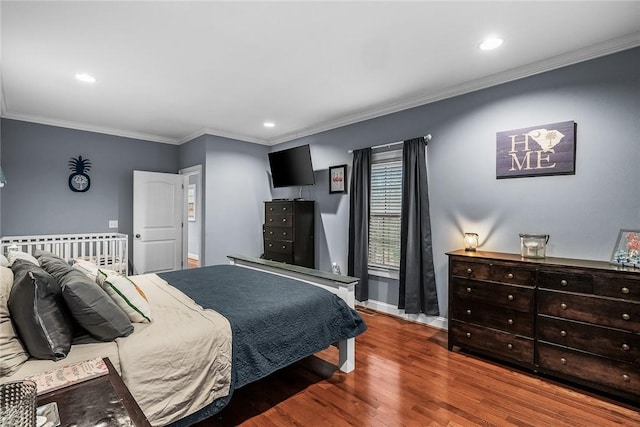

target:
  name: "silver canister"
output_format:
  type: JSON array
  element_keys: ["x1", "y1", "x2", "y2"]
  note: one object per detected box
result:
[{"x1": 519, "y1": 233, "x2": 549, "y2": 258}]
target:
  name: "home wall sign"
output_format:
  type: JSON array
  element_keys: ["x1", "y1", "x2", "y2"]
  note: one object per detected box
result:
[
  {"x1": 68, "y1": 155, "x2": 92, "y2": 192},
  {"x1": 496, "y1": 121, "x2": 576, "y2": 179}
]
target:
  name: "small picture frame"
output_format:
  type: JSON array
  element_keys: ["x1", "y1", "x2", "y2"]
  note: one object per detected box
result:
[
  {"x1": 610, "y1": 229, "x2": 640, "y2": 268},
  {"x1": 187, "y1": 184, "x2": 196, "y2": 221},
  {"x1": 329, "y1": 164, "x2": 347, "y2": 194}
]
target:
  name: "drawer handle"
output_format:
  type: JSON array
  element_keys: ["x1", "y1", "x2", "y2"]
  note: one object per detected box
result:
[
  {"x1": 466, "y1": 287, "x2": 472, "y2": 293},
  {"x1": 283, "y1": 232, "x2": 287, "y2": 236},
  {"x1": 466, "y1": 268, "x2": 472, "y2": 274},
  {"x1": 269, "y1": 231, "x2": 274, "y2": 235},
  {"x1": 507, "y1": 294, "x2": 514, "y2": 301},
  {"x1": 622, "y1": 313, "x2": 630, "y2": 321},
  {"x1": 466, "y1": 309, "x2": 471, "y2": 315},
  {"x1": 283, "y1": 207, "x2": 287, "y2": 211},
  {"x1": 622, "y1": 374, "x2": 630, "y2": 382},
  {"x1": 507, "y1": 273, "x2": 514, "y2": 279},
  {"x1": 560, "y1": 357, "x2": 567, "y2": 365},
  {"x1": 560, "y1": 330, "x2": 567, "y2": 337},
  {"x1": 622, "y1": 344, "x2": 630, "y2": 351},
  {"x1": 269, "y1": 207, "x2": 274, "y2": 211},
  {"x1": 507, "y1": 343, "x2": 513, "y2": 350},
  {"x1": 560, "y1": 303, "x2": 568, "y2": 310},
  {"x1": 282, "y1": 245, "x2": 286, "y2": 249},
  {"x1": 269, "y1": 218, "x2": 273, "y2": 222},
  {"x1": 268, "y1": 243, "x2": 273, "y2": 247},
  {"x1": 621, "y1": 287, "x2": 630, "y2": 294},
  {"x1": 466, "y1": 332, "x2": 471, "y2": 338},
  {"x1": 507, "y1": 319, "x2": 514, "y2": 325},
  {"x1": 560, "y1": 279, "x2": 568, "y2": 287},
  {"x1": 282, "y1": 218, "x2": 287, "y2": 223}
]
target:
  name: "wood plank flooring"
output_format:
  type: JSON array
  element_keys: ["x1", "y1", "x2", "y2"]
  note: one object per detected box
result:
[{"x1": 195, "y1": 309, "x2": 640, "y2": 427}]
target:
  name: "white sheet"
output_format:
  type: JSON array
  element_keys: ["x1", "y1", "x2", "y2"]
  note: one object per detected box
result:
[{"x1": 116, "y1": 273, "x2": 232, "y2": 426}]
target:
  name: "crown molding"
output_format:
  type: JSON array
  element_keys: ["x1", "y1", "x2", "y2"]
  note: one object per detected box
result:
[
  {"x1": 265, "y1": 32, "x2": 640, "y2": 146},
  {"x1": 177, "y1": 127, "x2": 269, "y2": 146},
  {"x1": 0, "y1": 112, "x2": 182, "y2": 145}
]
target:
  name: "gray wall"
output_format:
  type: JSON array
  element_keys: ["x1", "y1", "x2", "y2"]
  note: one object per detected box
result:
[
  {"x1": 270, "y1": 47, "x2": 640, "y2": 317},
  {"x1": 0, "y1": 120, "x2": 179, "y2": 263}
]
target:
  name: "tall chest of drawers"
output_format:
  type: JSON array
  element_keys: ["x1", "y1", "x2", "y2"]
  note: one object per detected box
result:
[
  {"x1": 263, "y1": 200, "x2": 315, "y2": 268},
  {"x1": 447, "y1": 250, "x2": 640, "y2": 404}
]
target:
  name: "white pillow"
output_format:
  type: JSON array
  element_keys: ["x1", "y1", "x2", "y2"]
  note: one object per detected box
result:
[
  {"x1": 7, "y1": 251, "x2": 39, "y2": 267},
  {"x1": 96, "y1": 269, "x2": 152, "y2": 323},
  {"x1": 0, "y1": 254, "x2": 8, "y2": 267},
  {"x1": 0, "y1": 295, "x2": 30, "y2": 376},
  {"x1": 72, "y1": 259, "x2": 103, "y2": 281},
  {"x1": 0, "y1": 266, "x2": 14, "y2": 301}
]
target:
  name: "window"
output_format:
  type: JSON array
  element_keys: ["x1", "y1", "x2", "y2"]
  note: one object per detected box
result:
[{"x1": 368, "y1": 149, "x2": 402, "y2": 273}]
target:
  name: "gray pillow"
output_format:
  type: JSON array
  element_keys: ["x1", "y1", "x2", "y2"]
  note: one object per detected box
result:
[
  {"x1": 39, "y1": 255, "x2": 133, "y2": 341},
  {"x1": 9, "y1": 260, "x2": 73, "y2": 360},
  {"x1": 60, "y1": 270, "x2": 133, "y2": 341}
]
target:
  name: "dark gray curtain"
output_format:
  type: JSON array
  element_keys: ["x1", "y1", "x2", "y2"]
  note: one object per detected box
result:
[
  {"x1": 348, "y1": 148, "x2": 371, "y2": 301},
  {"x1": 399, "y1": 138, "x2": 439, "y2": 315}
]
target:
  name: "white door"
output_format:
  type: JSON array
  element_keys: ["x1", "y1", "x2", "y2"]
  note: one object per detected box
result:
[{"x1": 133, "y1": 170, "x2": 187, "y2": 274}]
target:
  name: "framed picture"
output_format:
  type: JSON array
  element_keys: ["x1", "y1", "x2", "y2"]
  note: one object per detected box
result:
[
  {"x1": 187, "y1": 184, "x2": 196, "y2": 221},
  {"x1": 329, "y1": 164, "x2": 347, "y2": 194},
  {"x1": 610, "y1": 229, "x2": 640, "y2": 268},
  {"x1": 496, "y1": 120, "x2": 576, "y2": 179}
]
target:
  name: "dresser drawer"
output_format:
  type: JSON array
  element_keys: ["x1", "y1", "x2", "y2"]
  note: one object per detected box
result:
[
  {"x1": 264, "y1": 239, "x2": 293, "y2": 255},
  {"x1": 451, "y1": 260, "x2": 490, "y2": 280},
  {"x1": 451, "y1": 303, "x2": 533, "y2": 337},
  {"x1": 594, "y1": 274, "x2": 640, "y2": 302},
  {"x1": 452, "y1": 278, "x2": 535, "y2": 313},
  {"x1": 450, "y1": 320, "x2": 534, "y2": 365},
  {"x1": 263, "y1": 251, "x2": 293, "y2": 264},
  {"x1": 537, "y1": 342, "x2": 640, "y2": 397},
  {"x1": 263, "y1": 226, "x2": 293, "y2": 241},
  {"x1": 538, "y1": 290, "x2": 640, "y2": 332},
  {"x1": 265, "y1": 201, "x2": 294, "y2": 214},
  {"x1": 265, "y1": 213, "x2": 294, "y2": 227},
  {"x1": 489, "y1": 264, "x2": 535, "y2": 286},
  {"x1": 537, "y1": 315, "x2": 640, "y2": 364},
  {"x1": 538, "y1": 270, "x2": 593, "y2": 294}
]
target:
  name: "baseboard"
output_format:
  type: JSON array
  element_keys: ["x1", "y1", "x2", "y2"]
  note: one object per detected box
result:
[{"x1": 356, "y1": 299, "x2": 448, "y2": 331}]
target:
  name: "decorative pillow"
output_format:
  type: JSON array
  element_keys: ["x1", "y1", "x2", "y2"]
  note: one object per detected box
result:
[
  {"x1": 9, "y1": 261, "x2": 73, "y2": 360},
  {"x1": 72, "y1": 259, "x2": 102, "y2": 281},
  {"x1": 7, "y1": 251, "x2": 39, "y2": 267},
  {"x1": 96, "y1": 269, "x2": 152, "y2": 323},
  {"x1": 0, "y1": 295, "x2": 29, "y2": 376},
  {"x1": 0, "y1": 254, "x2": 8, "y2": 267},
  {"x1": 0, "y1": 266, "x2": 13, "y2": 301},
  {"x1": 39, "y1": 255, "x2": 134, "y2": 341}
]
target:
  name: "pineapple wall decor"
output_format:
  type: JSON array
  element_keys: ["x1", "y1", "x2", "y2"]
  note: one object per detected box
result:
[{"x1": 68, "y1": 155, "x2": 92, "y2": 192}]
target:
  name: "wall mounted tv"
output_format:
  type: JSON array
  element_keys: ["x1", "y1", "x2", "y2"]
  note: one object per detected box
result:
[{"x1": 268, "y1": 144, "x2": 315, "y2": 188}]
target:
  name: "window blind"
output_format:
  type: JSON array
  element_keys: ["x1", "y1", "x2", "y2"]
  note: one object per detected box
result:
[{"x1": 369, "y1": 150, "x2": 402, "y2": 270}]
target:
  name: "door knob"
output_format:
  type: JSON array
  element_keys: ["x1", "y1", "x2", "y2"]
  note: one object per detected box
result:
[{"x1": 135, "y1": 234, "x2": 141, "y2": 239}]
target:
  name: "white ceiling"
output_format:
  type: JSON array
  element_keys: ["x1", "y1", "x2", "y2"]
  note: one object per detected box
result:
[{"x1": 1, "y1": 1, "x2": 639, "y2": 146}]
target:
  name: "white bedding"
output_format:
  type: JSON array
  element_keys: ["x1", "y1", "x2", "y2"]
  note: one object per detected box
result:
[{"x1": 118, "y1": 273, "x2": 232, "y2": 426}]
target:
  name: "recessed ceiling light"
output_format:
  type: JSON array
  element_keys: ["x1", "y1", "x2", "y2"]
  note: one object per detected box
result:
[
  {"x1": 264, "y1": 122, "x2": 275, "y2": 128},
  {"x1": 479, "y1": 37, "x2": 503, "y2": 51},
  {"x1": 75, "y1": 73, "x2": 96, "y2": 83}
]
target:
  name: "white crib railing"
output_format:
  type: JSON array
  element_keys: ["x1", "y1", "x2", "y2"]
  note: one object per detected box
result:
[{"x1": 0, "y1": 233, "x2": 128, "y2": 275}]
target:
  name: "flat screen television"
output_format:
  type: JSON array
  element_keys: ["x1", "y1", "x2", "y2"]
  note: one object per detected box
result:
[{"x1": 268, "y1": 144, "x2": 315, "y2": 188}]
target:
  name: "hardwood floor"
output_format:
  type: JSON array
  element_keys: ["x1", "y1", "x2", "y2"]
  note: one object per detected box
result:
[{"x1": 195, "y1": 309, "x2": 640, "y2": 427}]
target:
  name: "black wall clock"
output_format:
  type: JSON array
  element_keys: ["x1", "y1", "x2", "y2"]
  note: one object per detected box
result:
[{"x1": 68, "y1": 156, "x2": 92, "y2": 192}]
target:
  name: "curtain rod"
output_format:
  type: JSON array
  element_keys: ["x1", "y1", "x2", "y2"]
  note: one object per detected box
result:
[{"x1": 348, "y1": 134, "x2": 432, "y2": 154}]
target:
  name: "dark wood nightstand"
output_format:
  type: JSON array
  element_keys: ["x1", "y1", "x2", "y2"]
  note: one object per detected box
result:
[{"x1": 37, "y1": 358, "x2": 151, "y2": 427}]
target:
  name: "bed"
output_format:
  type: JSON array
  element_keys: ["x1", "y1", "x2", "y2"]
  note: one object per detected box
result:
[{"x1": 0, "y1": 244, "x2": 366, "y2": 426}]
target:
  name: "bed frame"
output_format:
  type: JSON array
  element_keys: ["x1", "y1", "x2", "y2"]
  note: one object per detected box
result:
[
  {"x1": 228, "y1": 254, "x2": 359, "y2": 373},
  {"x1": 0, "y1": 233, "x2": 128, "y2": 275}
]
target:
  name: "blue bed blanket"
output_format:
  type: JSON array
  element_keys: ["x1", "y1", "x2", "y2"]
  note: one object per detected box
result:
[{"x1": 158, "y1": 265, "x2": 367, "y2": 390}]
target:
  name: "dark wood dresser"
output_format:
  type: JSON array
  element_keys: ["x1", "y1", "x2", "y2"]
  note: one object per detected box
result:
[
  {"x1": 263, "y1": 200, "x2": 315, "y2": 268},
  {"x1": 447, "y1": 249, "x2": 639, "y2": 403}
]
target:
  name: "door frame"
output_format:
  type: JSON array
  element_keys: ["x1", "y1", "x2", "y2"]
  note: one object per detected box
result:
[{"x1": 180, "y1": 164, "x2": 203, "y2": 267}]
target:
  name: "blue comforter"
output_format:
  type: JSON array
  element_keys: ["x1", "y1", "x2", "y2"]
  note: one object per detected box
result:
[{"x1": 158, "y1": 264, "x2": 367, "y2": 425}]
